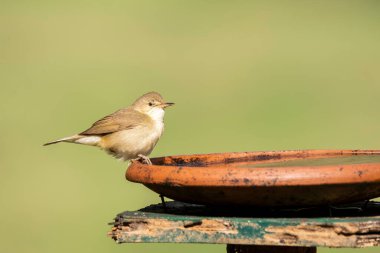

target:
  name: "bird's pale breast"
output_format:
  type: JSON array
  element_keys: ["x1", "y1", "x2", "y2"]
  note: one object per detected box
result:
[{"x1": 99, "y1": 119, "x2": 164, "y2": 161}]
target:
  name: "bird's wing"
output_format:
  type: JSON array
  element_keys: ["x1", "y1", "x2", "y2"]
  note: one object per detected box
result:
[{"x1": 80, "y1": 108, "x2": 148, "y2": 136}]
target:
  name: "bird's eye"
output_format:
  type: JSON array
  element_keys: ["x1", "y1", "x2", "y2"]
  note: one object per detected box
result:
[{"x1": 148, "y1": 102, "x2": 154, "y2": 106}]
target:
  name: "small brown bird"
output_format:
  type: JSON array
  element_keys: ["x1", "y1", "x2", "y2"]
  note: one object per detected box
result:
[{"x1": 44, "y1": 92, "x2": 174, "y2": 164}]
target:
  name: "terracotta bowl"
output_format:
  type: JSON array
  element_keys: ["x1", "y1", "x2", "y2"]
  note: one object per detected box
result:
[{"x1": 126, "y1": 150, "x2": 380, "y2": 207}]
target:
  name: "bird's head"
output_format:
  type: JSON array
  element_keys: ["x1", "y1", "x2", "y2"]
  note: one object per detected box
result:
[{"x1": 132, "y1": 92, "x2": 174, "y2": 121}]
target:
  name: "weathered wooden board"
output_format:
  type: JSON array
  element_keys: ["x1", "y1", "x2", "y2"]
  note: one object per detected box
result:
[{"x1": 109, "y1": 201, "x2": 380, "y2": 248}]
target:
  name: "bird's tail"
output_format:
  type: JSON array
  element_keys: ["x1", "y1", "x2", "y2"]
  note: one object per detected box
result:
[
  {"x1": 43, "y1": 134, "x2": 101, "y2": 146},
  {"x1": 43, "y1": 135, "x2": 83, "y2": 146}
]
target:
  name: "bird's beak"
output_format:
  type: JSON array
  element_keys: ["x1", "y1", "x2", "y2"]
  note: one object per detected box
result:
[{"x1": 161, "y1": 102, "x2": 175, "y2": 108}]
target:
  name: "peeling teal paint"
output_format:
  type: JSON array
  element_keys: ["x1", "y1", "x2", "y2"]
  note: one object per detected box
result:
[{"x1": 111, "y1": 202, "x2": 380, "y2": 247}]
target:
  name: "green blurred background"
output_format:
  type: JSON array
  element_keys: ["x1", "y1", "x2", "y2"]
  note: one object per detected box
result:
[{"x1": 1, "y1": 1, "x2": 380, "y2": 252}]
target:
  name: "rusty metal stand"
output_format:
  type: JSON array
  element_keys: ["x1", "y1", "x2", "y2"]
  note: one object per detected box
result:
[{"x1": 159, "y1": 194, "x2": 167, "y2": 211}]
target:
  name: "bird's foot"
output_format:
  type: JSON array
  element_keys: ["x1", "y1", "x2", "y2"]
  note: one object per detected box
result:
[{"x1": 137, "y1": 154, "x2": 152, "y2": 165}]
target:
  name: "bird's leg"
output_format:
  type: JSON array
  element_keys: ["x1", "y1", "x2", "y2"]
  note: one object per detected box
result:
[{"x1": 137, "y1": 154, "x2": 152, "y2": 165}]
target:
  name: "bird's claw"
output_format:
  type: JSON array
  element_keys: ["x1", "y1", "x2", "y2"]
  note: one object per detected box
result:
[{"x1": 137, "y1": 154, "x2": 152, "y2": 165}]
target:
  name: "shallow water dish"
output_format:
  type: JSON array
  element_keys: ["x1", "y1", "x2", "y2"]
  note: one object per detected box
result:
[{"x1": 126, "y1": 150, "x2": 380, "y2": 207}]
